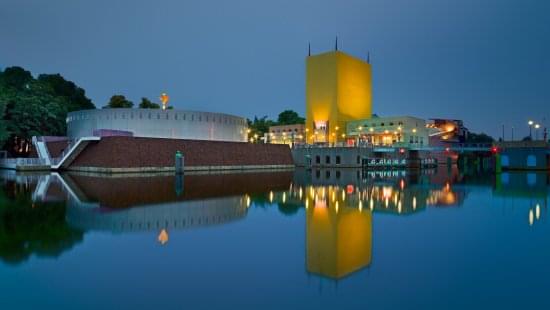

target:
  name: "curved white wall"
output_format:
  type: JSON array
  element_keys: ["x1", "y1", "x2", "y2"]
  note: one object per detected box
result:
[{"x1": 67, "y1": 109, "x2": 248, "y2": 142}]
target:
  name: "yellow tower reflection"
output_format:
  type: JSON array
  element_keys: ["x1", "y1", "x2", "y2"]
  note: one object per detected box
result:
[{"x1": 306, "y1": 193, "x2": 372, "y2": 279}]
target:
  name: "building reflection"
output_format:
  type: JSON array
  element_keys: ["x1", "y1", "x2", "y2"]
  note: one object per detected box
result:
[
  {"x1": 62, "y1": 171, "x2": 293, "y2": 233},
  {"x1": 306, "y1": 191, "x2": 372, "y2": 279}
]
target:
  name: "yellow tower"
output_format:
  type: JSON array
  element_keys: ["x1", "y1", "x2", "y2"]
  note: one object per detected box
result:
[{"x1": 306, "y1": 50, "x2": 372, "y2": 144}]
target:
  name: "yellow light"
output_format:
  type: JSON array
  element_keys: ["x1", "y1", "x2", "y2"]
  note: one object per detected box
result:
[
  {"x1": 269, "y1": 191, "x2": 274, "y2": 203},
  {"x1": 369, "y1": 127, "x2": 374, "y2": 132},
  {"x1": 158, "y1": 229, "x2": 169, "y2": 245},
  {"x1": 299, "y1": 187, "x2": 303, "y2": 199},
  {"x1": 397, "y1": 126, "x2": 402, "y2": 131},
  {"x1": 246, "y1": 195, "x2": 251, "y2": 207},
  {"x1": 529, "y1": 209, "x2": 534, "y2": 226},
  {"x1": 341, "y1": 189, "x2": 345, "y2": 201},
  {"x1": 358, "y1": 126, "x2": 363, "y2": 131},
  {"x1": 282, "y1": 192, "x2": 286, "y2": 203},
  {"x1": 535, "y1": 124, "x2": 540, "y2": 129},
  {"x1": 305, "y1": 199, "x2": 309, "y2": 209},
  {"x1": 412, "y1": 128, "x2": 417, "y2": 133},
  {"x1": 335, "y1": 126, "x2": 339, "y2": 131},
  {"x1": 359, "y1": 200, "x2": 363, "y2": 212},
  {"x1": 247, "y1": 129, "x2": 251, "y2": 133},
  {"x1": 413, "y1": 196, "x2": 417, "y2": 210},
  {"x1": 528, "y1": 120, "x2": 534, "y2": 126},
  {"x1": 398, "y1": 201, "x2": 402, "y2": 214},
  {"x1": 370, "y1": 198, "x2": 374, "y2": 210},
  {"x1": 335, "y1": 201, "x2": 339, "y2": 213},
  {"x1": 305, "y1": 128, "x2": 310, "y2": 132},
  {"x1": 341, "y1": 133, "x2": 346, "y2": 138},
  {"x1": 536, "y1": 204, "x2": 541, "y2": 220},
  {"x1": 384, "y1": 130, "x2": 389, "y2": 134}
]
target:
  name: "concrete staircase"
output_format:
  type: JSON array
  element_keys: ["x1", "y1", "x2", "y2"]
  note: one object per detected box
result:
[{"x1": 51, "y1": 136, "x2": 101, "y2": 170}]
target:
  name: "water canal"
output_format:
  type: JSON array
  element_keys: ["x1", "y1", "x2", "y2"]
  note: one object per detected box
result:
[{"x1": 1, "y1": 168, "x2": 549, "y2": 309}]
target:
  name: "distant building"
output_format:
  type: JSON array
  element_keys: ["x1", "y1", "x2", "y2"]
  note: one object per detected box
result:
[
  {"x1": 266, "y1": 124, "x2": 305, "y2": 145},
  {"x1": 346, "y1": 116, "x2": 430, "y2": 147},
  {"x1": 427, "y1": 119, "x2": 469, "y2": 144}
]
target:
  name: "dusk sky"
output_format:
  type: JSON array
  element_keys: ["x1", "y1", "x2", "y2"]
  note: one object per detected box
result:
[{"x1": 1, "y1": 0, "x2": 549, "y2": 137}]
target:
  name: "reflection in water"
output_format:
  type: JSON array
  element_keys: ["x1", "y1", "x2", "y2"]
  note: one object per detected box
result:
[
  {"x1": 1, "y1": 167, "x2": 548, "y2": 286},
  {"x1": 306, "y1": 194, "x2": 372, "y2": 279},
  {"x1": 0, "y1": 177, "x2": 83, "y2": 265}
]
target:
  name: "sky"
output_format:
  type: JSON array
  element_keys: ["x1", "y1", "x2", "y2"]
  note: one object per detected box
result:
[{"x1": 1, "y1": 0, "x2": 549, "y2": 138}]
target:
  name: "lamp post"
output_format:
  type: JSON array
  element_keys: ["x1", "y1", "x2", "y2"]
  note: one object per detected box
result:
[
  {"x1": 528, "y1": 120, "x2": 534, "y2": 140},
  {"x1": 535, "y1": 124, "x2": 540, "y2": 141}
]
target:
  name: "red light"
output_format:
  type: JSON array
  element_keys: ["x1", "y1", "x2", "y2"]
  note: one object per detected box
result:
[
  {"x1": 399, "y1": 148, "x2": 405, "y2": 154},
  {"x1": 346, "y1": 185, "x2": 354, "y2": 194},
  {"x1": 445, "y1": 147, "x2": 450, "y2": 152},
  {"x1": 491, "y1": 146, "x2": 498, "y2": 154}
]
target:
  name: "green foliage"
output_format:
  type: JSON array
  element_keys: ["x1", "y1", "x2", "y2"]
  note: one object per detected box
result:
[
  {"x1": 138, "y1": 97, "x2": 161, "y2": 109},
  {"x1": 103, "y1": 95, "x2": 133, "y2": 108},
  {"x1": 0, "y1": 182, "x2": 83, "y2": 265},
  {"x1": 0, "y1": 66, "x2": 95, "y2": 155},
  {"x1": 466, "y1": 132, "x2": 494, "y2": 143},
  {"x1": 277, "y1": 110, "x2": 305, "y2": 125},
  {"x1": 247, "y1": 109, "x2": 304, "y2": 142},
  {"x1": 38, "y1": 73, "x2": 95, "y2": 111}
]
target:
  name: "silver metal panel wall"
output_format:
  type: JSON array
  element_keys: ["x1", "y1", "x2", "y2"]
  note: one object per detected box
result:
[{"x1": 67, "y1": 109, "x2": 248, "y2": 142}]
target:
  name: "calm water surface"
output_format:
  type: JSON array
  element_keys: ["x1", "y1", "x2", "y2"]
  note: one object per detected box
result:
[{"x1": 1, "y1": 168, "x2": 549, "y2": 309}]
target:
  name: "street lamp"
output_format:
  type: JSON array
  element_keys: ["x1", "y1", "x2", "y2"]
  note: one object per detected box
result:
[
  {"x1": 535, "y1": 123, "x2": 540, "y2": 140},
  {"x1": 528, "y1": 120, "x2": 534, "y2": 139}
]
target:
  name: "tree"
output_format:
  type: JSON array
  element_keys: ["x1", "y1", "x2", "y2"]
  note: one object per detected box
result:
[
  {"x1": 103, "y1": 95, "x2": 133, "y2": 108},
  {"x1": 277, "y1": 110, "x2": 305, "y2": 125},
  {"x1": 247, "y1": 116, "x2": 276, "y2": 142},
  {"x1": 138, "y1": 97, "x2": 161, "y2": 109},
  {"x1": 0, "y1": 68, "x2": 70, "y2": 156},
  {"x1": 38, "y1": 73, "x2": 95, "y2": 111},
  {"x1": 1, "y1": 66, "x2": 33, "y2": 90},
  {"x1": 466, "y1": 132, "x2": 494, "y2": 143}
]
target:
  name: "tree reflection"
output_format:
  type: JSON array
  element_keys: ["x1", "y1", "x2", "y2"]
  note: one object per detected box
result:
[{"x1": 0, "y1": 182, "x2": 83, "y2": 265}]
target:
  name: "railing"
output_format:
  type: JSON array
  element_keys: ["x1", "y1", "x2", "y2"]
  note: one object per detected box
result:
[
  {"x1": 0, "y1": 157, "x2": 49, "y2": 166},
  {"x1": 51, "y1": 139, "x2": 78, "y2": 165}
]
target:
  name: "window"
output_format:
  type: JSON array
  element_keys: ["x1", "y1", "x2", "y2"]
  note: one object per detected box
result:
[
  {"x1": 315, "y1": 170, "x2": 320, "y2": 179},
  {"x1": 325, "y1": 170, "x2": 331, "y2": 179},
  {"x1": 336, "y1": 155, "x2": 341, "y2": 164},
  {"x1": 325, "y1": 156, "x2": 330, "y2": 164},
  {"x1": 336, "y1": 171, "x2": 341, "y2": 179},
  {"x1": 380, "y1": 123, "x2": 384, "y2": 126},
  {"x1": 389, "y1": 122, "x2": 394, "y2": 126},
  {"x1": 357, "y1": 156, "x2": 360, "y2": 164},
  {"x1": 316, "y1": 155, "x2": 320, "y2": 164},
  {"x1": 527, "y1": 155, "x2": 537, "y2": 167}
]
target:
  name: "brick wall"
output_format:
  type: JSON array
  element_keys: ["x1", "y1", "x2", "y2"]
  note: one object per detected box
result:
[{"x1": 69, "y1": 136, "x2": 293, "y2": 169}]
